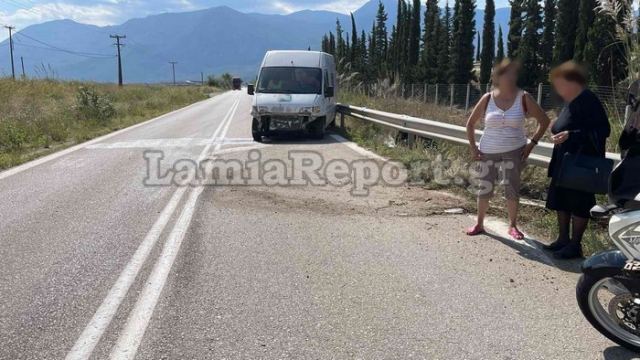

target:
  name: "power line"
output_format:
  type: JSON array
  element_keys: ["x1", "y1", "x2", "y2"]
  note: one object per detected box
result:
[
  {"x1": 15, "y1": 32, "x2": 115, "y2": 58},
  {"x1": 110, "y1": 34, "x2": 125, "y2": 86}
]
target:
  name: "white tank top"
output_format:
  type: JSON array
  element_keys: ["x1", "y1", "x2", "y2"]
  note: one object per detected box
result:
[{"x1": 479, "y1": 91, "x2": 527, "y2": 154}]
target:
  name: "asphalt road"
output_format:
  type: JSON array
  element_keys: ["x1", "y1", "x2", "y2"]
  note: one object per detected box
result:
[{"x1": 0, "y1": 90, "x2": 637, "y2": 359}]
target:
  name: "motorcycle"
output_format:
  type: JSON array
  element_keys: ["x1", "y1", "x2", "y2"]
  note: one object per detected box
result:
[{"x1": 577, "y1": 81, "x2": 640, "y2": 352}]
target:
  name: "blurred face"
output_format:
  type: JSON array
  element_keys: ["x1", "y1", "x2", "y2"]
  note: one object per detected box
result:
[
  {"x1": 552, "y1": 77, "x2": 579, "y2": 101},
  {"x1": 496, "y1": 67, "x2": 518, "y2": 90}
]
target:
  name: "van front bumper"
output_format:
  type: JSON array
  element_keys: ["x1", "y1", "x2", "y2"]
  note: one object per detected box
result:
[{"x1": 255, "y1": 114, "x2": 323, "y2": 132}]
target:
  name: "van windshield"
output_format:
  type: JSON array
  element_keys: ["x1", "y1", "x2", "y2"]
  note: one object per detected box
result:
[{"x1": 257, "y1": 67, "x2": 322, "y2": 95}]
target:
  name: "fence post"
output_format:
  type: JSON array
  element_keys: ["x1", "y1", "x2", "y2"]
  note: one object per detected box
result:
[
  {"x1": 537, "y1": 83, "x2": 543, "y2": 105},
  {"x1": 411, "y1": 84, "x2": 415, "y2": 99},
  {"x1": 424, "y1": 84, "x2": 428, "y2": 103},
  {"x1": 450, "y1": 84, "x2": 454, "y2": 109},
  {"x1": 435, "y1": 84, "x2": 439, "y2": 105},
  {"x1": 465, "y1": 83, "x2": 471, "y2": 112}
]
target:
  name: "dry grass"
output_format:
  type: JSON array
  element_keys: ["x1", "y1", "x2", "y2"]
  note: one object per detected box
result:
[
  {"x1": 338, "y1": 91, "x2": 613, "y2": 255},
  {"x1": 0, "y1": 79, "x2": 215, "y2": 169}
]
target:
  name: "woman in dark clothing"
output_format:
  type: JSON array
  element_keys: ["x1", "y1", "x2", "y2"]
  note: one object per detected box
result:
[{"x1": 544, "y1": 62, "x2": 611, "y2": 259}]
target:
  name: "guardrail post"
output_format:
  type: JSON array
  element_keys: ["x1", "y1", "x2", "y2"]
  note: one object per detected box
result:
[
  {"x1": 537, "y1": 83, "x2": 543, "y2": 105},
  {"x1": 435, "y1": 84, "x2": 439, "y2": 105},
  {"x1": 465, "y1": 83, "x2": 471, "y2": 112},
  {"x1": 339, "y1": 112, "x2": 345, "y2": 129},
  {"x1": 450, "y1": 84, "x2": 454, "y2": 109}
]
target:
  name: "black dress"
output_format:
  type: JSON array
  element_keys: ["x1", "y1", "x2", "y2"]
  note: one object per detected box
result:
[{"x1": 546, "y1": 89, "x2": 611, "y2": 218}]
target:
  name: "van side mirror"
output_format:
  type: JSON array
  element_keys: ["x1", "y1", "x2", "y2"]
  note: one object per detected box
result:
[
  {"x1": 325, "y1": 86, "x2": 334, "y2": 98},
  {"x1": 247, "y1": 84, "x2": 255, "y2": 95}
]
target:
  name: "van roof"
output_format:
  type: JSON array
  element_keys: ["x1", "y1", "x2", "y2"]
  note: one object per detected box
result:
[{"x1": 262, "y1": 50, "x2": 334, "y2": 68}]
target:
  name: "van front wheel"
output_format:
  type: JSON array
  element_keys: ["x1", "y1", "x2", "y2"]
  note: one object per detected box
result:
[
  {"x1": 309, "y1": 117, "x2": 325, "y2": 140},
  {"x1": 252, "y1": 118, "x2": 263, "y2": 143}
]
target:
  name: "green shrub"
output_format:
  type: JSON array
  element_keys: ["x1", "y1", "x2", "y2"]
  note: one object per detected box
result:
[
  {"x1": 74, "y1": 86, "x2": 116, "y2": 124},
  {"x1": 0, "y1": 122, "x2": 28, "y2": 150}
]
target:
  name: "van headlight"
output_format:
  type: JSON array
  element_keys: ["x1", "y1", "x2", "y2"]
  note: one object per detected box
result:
[
  {"x1": 300, "y1": 106, "x2": 321, "y2": 114},
  {"x1": 252, "y1": 106, "x2": 269, "y2": 115}
]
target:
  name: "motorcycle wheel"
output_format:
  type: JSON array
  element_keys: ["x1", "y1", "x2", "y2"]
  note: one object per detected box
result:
[{"x1": 577, "y1": 274, "x2": 640, "y2": 352}]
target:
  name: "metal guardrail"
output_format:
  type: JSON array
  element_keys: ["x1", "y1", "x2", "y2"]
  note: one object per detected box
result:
[{"x1": 337, "y1": 104, "x2": 621, "y2": 168}]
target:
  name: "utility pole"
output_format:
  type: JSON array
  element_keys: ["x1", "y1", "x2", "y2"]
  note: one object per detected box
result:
[
  {"x1": 169, "y1": 61, "x2": 177, "y2": 85},
  {"x1": 4, "y1": 25, "x2": 15, "y2": 80},
  {"x1": 201, "y1": 72, "x2": 204, "y2": 86},
  {"x1": 110, "y1": 34, "x2": 126, "y2": 86},
  {"x1": 20, "y1": 56, "x2": 25, "y2": 79}
]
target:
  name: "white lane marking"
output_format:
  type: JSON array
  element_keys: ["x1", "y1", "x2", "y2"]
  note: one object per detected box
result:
[
  {"x1": 109, "y1": 96, "x2": 242, "y2": 360},
  {"x1": 329, "y1": 134, "x2": 388, "y2": 161},
  {"x1": 65, "y1": 95, "x2": 241, "y2": 360},
  {"x1": 0, "y1": 92, "x2": 233, "y2": 181},
  {"x1": 109, "y1": 187, "x2": 204, "y2": 360},
  {"x1": 86, "y1": 137, "x2": 256, "y2": 150}
]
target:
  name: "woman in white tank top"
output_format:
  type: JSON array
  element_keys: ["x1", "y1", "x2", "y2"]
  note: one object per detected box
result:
[{"x1": 465, "y1": 59, "x2": 551, "y2": 240}]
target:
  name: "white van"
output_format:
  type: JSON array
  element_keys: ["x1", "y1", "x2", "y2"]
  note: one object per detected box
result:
[{"x1": 248, "y1": 50, "x2": 337, "y2": 141}]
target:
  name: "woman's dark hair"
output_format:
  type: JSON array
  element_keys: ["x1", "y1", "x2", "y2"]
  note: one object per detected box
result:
[{"x1": 550, "y1": 61, "x2": 588, "y2": 86}]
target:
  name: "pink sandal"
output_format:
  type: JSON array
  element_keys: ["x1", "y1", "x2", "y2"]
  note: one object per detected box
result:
[
  {"x1": 466, "y1": 224, "x2": 485, "y2": 236},
  {"x1": 509, "y1": 227, "x2": 525, "y2": 240}
]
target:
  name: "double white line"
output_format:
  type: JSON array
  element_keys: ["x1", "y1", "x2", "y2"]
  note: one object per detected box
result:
[{"x1": 66, "y1": 96, "x2": 241, "y2": 360}]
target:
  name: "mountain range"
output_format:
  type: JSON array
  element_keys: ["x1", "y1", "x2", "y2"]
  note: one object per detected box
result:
[{"x1": 0, "y1": 0, "x2": 511, "y2": 83}]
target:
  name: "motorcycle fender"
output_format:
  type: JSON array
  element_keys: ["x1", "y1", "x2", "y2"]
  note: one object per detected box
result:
[{"x1": 582, "y1": 250, "x2": 628, "y2": 277}]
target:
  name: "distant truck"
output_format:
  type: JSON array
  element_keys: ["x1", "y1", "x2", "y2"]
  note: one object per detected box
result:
[
  {"x1": 232, "y1": 77, "x2": 242, "y2": 90},
  {"x1": 247, "y1": 50, "x2": 337, "y2": 142}
]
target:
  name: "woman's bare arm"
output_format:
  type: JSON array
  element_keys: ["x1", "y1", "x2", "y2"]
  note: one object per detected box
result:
[
  {"x1": 524, "y1": 93, "x2": 551, "y2": 142},
  {"x1": 466, "y1": 94, "x2": 490, "y2": 154}
]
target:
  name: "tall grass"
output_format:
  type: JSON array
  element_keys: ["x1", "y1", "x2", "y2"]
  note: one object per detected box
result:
[{"x1": 0, "y1": 79, "x2": 213, "y2": 169}]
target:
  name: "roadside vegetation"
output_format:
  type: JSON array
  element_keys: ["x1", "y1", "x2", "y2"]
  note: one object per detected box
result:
[
  {"x1": 0, "y1": 79, "x2": 216, "y2": 169},
  {"x1": 337, "y1": 90, "x2": 613, "y2": 256}
]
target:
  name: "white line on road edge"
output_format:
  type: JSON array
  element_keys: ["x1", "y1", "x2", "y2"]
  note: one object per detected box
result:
[
  {"x1": 0, "y1": 92, "x2": 232, "y2": 181},
  {"x1": 329, "y1": 134, "x2": 388, "y2": 161},
  {"x1": 109, "y1": 96, "x2": 241, "y2": 360},
  {"x1": 65, "y1": 95, "x2": 241, "y2": 360}
]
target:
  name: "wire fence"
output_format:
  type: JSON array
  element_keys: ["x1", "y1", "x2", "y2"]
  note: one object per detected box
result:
[{"x1": 343, "y1": 82, "x2": 629, "y2": 123}]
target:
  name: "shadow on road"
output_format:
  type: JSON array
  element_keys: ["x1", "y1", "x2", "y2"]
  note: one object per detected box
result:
[
  {"x1": 484, "y1": 232, "x2": 582, "y2": 274},
  {"x1": 603, "y1": 346, "x2": 639, "y2": 359}
]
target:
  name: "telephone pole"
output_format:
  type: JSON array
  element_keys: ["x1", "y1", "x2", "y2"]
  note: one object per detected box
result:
[
  {"x1": 110, "y1": 34, "x2": 126, "y2": 86},
  {"x1": 5, "y1": 25, "x2": 16, "y2": 80},
  {"x1": 20, "y1": 56, "x2": 25, "y2": 79},
  {"x1": 169, "y1": 61, "x2": 177, "y2": 85}
]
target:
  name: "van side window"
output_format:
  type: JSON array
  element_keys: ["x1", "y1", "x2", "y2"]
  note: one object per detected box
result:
[{"x1": 324, "y1": 71, "x2": 330, "y2": 95}]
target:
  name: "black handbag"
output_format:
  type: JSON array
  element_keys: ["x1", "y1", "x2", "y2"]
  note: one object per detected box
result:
[{"x1": 555, "y1": 132, "x2": 614, "y2": 194}]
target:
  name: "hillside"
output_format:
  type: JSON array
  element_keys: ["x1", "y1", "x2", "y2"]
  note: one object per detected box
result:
[{"x1": 0, "y1": 0, "x2": 510, "y2": 83}]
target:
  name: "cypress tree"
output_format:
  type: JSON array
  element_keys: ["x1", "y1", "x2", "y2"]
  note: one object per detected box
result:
[
  {"x1": 583, "y1": 11, "x2": 627, "y2": 86},
  {"x1": 540, "y1": 0, "x2": 555, "y2": 74},
  {"x1": 374, "y1": 1, "x2": 389, "y2": 79},
  {"x1": 451, "y1": 0, "x2": 476, "y2": 83},
  {"x1": 436, "y1": 2, "x2": 452, "y2": 83},
  {"x1": 519, "y1": 0, "x2": 543, "y2": 87},
  {"x1": 336, "y1": 19, "x2": 346, "y2": 70},
  {"x1": 350, "y1": 13, "x2": 359, "y2": 66},
  {"x1": 496, "y1": 25, "x2": 505, "y2": 61},
  {"x1": 476, "y1": 33, "x2": 481, "y2": 62},
  {"x1": 408, "y1": 0, "x2": 422, "y2": 69},
  {"x1": 507, "y1": 0, "x2": 523, "y2": 57},
  {"x1": 480, "y1": 0, "x2": 496, "y2": 84},
  {"x1": 553, "y1": 0, "x2": 579, "y2": 63},
  {"x1": 422, "y1": 0, "x2": 441, "y2": 82},
  {"x1": 574, "y1": 0, "x2": 596, "y2": 62}
]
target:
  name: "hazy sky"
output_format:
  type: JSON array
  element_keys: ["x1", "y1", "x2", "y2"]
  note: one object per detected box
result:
[{"x1": 0, "y1": 0, "x2": 510, "y2": 41}]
